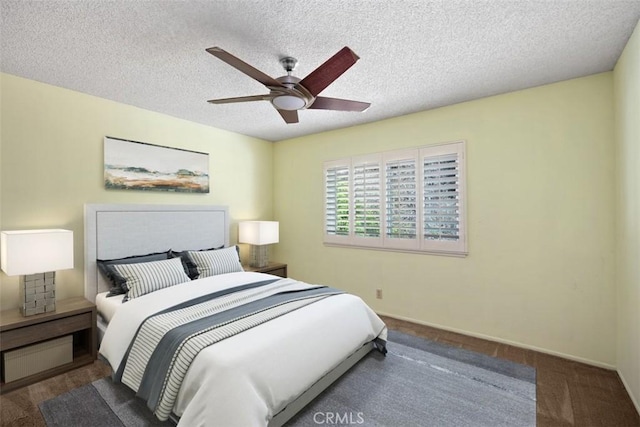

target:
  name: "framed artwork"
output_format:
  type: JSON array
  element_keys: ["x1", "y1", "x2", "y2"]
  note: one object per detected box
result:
[{"x1": 104, "y1": 136, "x2": 209, "y2": 193}]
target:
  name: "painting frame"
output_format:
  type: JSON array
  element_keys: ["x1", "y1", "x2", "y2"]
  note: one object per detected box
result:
[{"x1": 104, "y1": 136, "x2": 209, "y2": 193}]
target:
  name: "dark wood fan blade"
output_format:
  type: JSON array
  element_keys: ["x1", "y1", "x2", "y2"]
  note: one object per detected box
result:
[
  {"x1": 308, "y1": 96, "x2": 370, "y2": 111},
  {"x1": 206, "y1": 47, "x2": 284, "y2": 88},
  {"x1": 277, "y1": 109, "x2": 299, "y2": 124},
  {"x1": 299, "y1": 47, "x2": 360, "y2": 97},
  {"x1": 207, "y1": 94, "x2": 272, "y2": 104}
]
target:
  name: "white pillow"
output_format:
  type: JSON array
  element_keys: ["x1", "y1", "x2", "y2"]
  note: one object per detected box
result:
[
  {"x1": 113, "y1": 257, "x2": 191, "y2": 300},
  {"x1": 187, "y1": 246, "x2": 243, "y2": 279}
]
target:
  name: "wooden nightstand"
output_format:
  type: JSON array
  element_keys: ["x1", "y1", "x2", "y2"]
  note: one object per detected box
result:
[
  {"x1": 0, "y1": 296, "x2": 97, "y2": 394},
  {"x1": 243, "y1": 262, "x2": 288, "y2": 278}
]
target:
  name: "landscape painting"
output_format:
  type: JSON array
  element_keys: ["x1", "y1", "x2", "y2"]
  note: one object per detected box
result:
[{"x1": 104, "y1": 137, "x2": 209, "y2": 193}]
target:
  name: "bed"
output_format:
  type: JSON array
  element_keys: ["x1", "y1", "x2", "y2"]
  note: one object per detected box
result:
[{"x1": 84, "y1": 204, "x2": 387, "y2": 426}]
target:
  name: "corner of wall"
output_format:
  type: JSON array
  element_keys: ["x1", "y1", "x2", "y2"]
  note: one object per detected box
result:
[{"x1": 613, "y1": 18, "x2": 640, "y2": 415}]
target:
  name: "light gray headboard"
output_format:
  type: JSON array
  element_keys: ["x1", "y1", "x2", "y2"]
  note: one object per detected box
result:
[{"x1": 84, "y1": 204, "x2": 229, "y2": 302}]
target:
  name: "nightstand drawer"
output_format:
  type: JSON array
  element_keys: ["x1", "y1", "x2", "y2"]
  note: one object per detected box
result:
[{"x1": 0, "y1": 312, "x2": 92, "y2": 351}]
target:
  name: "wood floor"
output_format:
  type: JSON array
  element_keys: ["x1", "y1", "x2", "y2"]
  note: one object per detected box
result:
[{"x1": 1, "y1": 316, "x2": 638, "y2": 426}]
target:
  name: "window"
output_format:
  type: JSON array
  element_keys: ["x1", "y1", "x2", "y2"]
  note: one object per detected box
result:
[{"x1": 323, "y1": 141, "x2": 467, "y2": 256}]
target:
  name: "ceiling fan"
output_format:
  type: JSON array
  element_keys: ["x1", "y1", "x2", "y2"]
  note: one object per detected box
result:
[{"x1": 205, "y1": 46, "x2": 370, "y2": 124}]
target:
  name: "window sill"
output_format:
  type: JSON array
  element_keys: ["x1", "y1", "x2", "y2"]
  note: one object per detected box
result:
[{"x1": 323, "y1": 242, "x2": 468, "y2": 258}]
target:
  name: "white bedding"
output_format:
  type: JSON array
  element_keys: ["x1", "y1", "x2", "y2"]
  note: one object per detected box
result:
[
  {"x1": 99, "y1": 271, "x2": 387, "y2": 426},
  {"x1": 95, "y1": 292, "x2": 124, "y2": 323}
]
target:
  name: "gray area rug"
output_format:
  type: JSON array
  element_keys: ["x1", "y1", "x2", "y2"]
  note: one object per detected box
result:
[{"x1": 39, "y1": 330, "x2": 536, "y2": 426}]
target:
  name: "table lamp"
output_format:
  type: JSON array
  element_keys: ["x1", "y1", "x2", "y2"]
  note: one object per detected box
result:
[
  {"x1": 238, "y1": 221, "x2": 279, "y2": 268},
  {"x1": 1, "y1": 229, "x2": 74, "y2": 316}
]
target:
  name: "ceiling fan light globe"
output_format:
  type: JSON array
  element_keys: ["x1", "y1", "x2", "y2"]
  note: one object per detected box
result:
[{"x1": 272, "y1": 95, "x2": 306, "y2": 111}]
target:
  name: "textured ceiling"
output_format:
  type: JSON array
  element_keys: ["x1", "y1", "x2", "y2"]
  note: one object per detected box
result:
[{"x1": 1, "y1": 1, "x2": 639, "y2": 142}]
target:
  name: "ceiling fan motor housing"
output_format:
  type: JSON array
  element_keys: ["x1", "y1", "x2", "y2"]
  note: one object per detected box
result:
[{"x1": 270, "y1": 74, "x2": 314, "y2": 110}]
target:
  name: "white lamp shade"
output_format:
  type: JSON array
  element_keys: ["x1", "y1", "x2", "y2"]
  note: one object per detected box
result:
[
  {"x1": 238, "y1": 221, "x2": 279, "y2": 245},
  {"x1": 1, "y1": 229, "x2": 74, "y2": 276}
]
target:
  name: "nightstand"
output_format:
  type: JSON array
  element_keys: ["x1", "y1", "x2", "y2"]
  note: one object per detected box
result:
[
  {"x1": 0, "y1": 297, "x2": 97, "y2": 394},
  {"x1": 243, "y1": 262, "x2": 288, "y2": 278}
]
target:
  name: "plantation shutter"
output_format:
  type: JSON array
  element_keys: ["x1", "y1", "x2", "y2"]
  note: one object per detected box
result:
[
  {"x1": 352, "y1": 155, "x2": 383, "y2": 246},
  {"x1": 383, "y1": 150, "x2": 419, "y2": 250},
  {"x1": 323, "y1": 141, "x2": 466, "y2": 255},
  {"x1": 324, "y1": 160, "x2": 351, "y2": 244},
  {"x1": 420, "y1": 142, "x2": 467, "y2": 254}
]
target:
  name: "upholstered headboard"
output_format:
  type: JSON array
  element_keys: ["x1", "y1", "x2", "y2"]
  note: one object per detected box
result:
[{"x1": 84, "y1": 204, "x2": 229, "y2": 302}]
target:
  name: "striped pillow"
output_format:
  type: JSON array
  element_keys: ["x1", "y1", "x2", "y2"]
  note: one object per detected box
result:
[
  {"x1": 98, "y1": 250, "x2": 171, "y2": 296},
  {"x1": 113, "y1": 257, "x2": 191, "y2": 300},
  {"x1": 187, "y1": 246, "x2": 243, "y2": 279}
]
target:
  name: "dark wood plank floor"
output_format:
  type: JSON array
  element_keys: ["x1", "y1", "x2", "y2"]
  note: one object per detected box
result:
[{"x1": 1, "y1": 316, "x2": 638, "y2": 426}]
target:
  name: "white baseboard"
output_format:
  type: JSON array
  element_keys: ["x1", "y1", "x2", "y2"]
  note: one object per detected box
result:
[
  {"x1": 617, "y1": 369, "x2": 640, "y2": 415},
  {"x1": 377, "y1": 311, "x2": 616, "y2": 370}
]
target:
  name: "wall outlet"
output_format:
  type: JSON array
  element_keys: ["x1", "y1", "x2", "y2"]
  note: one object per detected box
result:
[{"x1": 376, "y1": 289, "x2": 383, "y2": 299}]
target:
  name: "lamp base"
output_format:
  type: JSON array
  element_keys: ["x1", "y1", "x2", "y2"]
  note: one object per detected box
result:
[
  {"x1": 19, "y1": 272, "x2": 56, "y2": 316},
  {"x1": 249, "y1": 245, "x2": 269, "y2": 268}
]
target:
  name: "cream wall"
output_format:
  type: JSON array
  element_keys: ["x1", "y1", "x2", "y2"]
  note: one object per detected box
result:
[
  {"x1": 273, "y1": 73, "x2": 616, "y2": 366},
  {"x1": 613, "y1": 20, "x2": 640, "y2": 411},
  {"x1": 0, "y1": 73, "x2": 273, "y2": 311}
]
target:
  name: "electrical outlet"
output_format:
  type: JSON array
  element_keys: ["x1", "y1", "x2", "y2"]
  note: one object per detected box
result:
[{"x1": 376, "y1": 289, "x2": 383, "y2": 299}]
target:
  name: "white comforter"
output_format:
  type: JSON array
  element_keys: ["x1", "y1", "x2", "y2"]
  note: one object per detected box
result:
[{"x1": 100, "y1": 272, "x2": 387, "y2": 426}]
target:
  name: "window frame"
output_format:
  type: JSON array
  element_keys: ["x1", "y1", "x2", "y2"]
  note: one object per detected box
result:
[{"x1": 323, "y1": 140, "x2": 467, "y2": 257}]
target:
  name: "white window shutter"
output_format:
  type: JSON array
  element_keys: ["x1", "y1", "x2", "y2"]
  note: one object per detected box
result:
[
  {"x1": 420, "y1": 142, "x2": 467, "y2": 254},
  {"x1": 324, "y1": 160, "x2": 351, "y2": 244},
  {"x1": 383, "y1": 149, "x2": 420, "y2": 250},
  {"x1": 352, "y1": 154, "x2": 383, "y2": 247}
]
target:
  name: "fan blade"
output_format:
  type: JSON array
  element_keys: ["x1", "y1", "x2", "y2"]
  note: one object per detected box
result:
[
  {"x1": 206, "y1": 47, "x2": 284, "y2": 88},
  {"x1": 277, "y1": 109, "x2": 299, "y2": 124},
  {"x1": 299, "y1": 47, "x2": 360, "y2": 97},
  {"x1": 308, "y1": 96, "x2": 370, "y2": 112},
  {"x1": 207, "y1": 94, "x2": 272, "y2": 104}
]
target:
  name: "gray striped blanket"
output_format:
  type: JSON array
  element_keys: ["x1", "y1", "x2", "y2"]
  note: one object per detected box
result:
[{"x1": 114, "y1": 278, "x2": 343, "y2": 421}]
